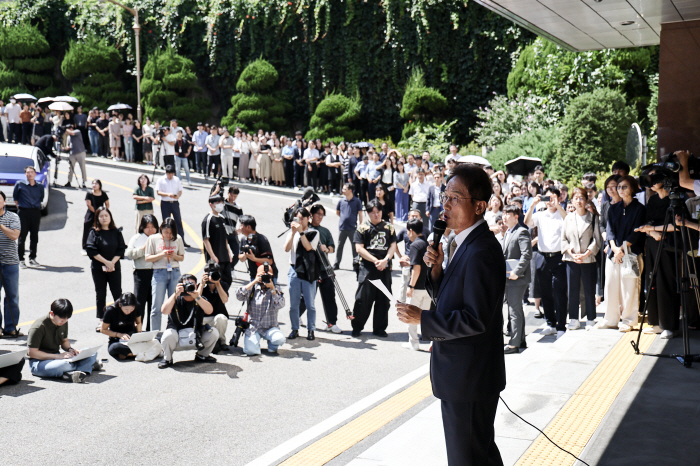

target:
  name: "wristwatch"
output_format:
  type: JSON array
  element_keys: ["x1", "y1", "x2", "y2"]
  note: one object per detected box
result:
[
  {"x1": 195, "y1": 296, "x2": 201, "y2": 301},
  {"x1": 408, "y1": 285, "x2": 415, "y2": 289},
  {"x1": 299, "y1": 231, "x2": 305, "y2": 237}
]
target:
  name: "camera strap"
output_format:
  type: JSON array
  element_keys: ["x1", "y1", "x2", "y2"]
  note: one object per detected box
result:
[{"x1": 173, "y1": 300, "x2": 196, "y2": 327}]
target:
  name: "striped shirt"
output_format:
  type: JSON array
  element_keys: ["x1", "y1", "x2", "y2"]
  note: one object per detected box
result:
[{"x1": 0, "y1": 210, "x2": 21, "y2": 265}]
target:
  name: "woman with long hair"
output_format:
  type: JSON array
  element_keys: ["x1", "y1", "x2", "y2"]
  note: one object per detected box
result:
[
  {"x1": 86, "y1": 207, "x2": 125, "y2": 330},
  {"x1": 132, "y1": 120, "x2": 143, "y2": 163},
  {"x1": 101, "y1": 292, "x2": 141, "y2": 360},
  {"x1": 270, "y1": 137, "x2": 285, "y2": 186},
  {"x1": 133, "y1": 174, "x2": 155, "y2": 232},
  {"x1": 249, "y1": 134, "x2": 259, "y2": 183},
  {"x1": 523, "y1": 181, "x2": 542, "y2": 215},
  {"x1": 394, "y1": 161, "x2": 410, "y2": 222},
  {"x1": 145, "y1": 217, "x2": 185, "y2": 331},
  {"x1": 561, "y1": 188, "x2": 602, "y2": 330},
  {"x1": 492, "y1": 180, "x2": 504, "y2": 200},
  {"x1": 484, "y1": 194, "x2": 504, "y2": 227},
  {"x1": 83, "y1": 179, "x2": 110, "y2": 254},
  {"x1": 375, "y1": 184, "x2": 395, "y2": 224},
  {"x1": 126, "y1": 214, "x2": 159, "y2": 331}
]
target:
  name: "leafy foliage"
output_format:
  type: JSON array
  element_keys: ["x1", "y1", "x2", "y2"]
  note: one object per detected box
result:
[
  {"x1": 141, "y1": 47, "x2": 210, "y2": 127},
  {"x1": 472, "y1": 92, "x2": 560, "y2": 147},
  {"x1": 0, "y1": 22, "x2": 55, "y2": 100},
  {"x1": 61, "y1": 38, "x2": 120, "y2": 79},
  {"x1": 398, "y1": 120, "x2": 457, "y2": 163},
  {"x1": 552, "y1": 88, "x2": 637, "y2": 180},
  {"x1": 221, "y1": 59, "x2": 290, "y2": 132},
  {"x1": 305, "y1": 92, "x2": 362, "y2": 143},
  {"x1": 400, "y1": 69, "x2": 448, "y2": 141},
  {"x1": 486, "y1": 127, "x2": 561, "y2": 172}
]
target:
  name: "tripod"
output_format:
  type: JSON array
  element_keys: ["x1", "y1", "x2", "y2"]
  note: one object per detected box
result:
[
  {"x1": 631, "y1": 190, "x2": 700, "y2": 367},
  {"x1": 316, "y1": 249, "x2": 353, "y2": 319}
]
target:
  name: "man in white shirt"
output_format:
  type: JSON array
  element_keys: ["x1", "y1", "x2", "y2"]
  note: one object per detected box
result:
[
  {"x1": 156, "y1": 165, "x2": 190, "y2": 247},
  {"x1": 0, "y1": 100, "x2": 7, "y2": 142},
  {"x1": 205, "y1": 126, "x2": 221, "y2": 180},
  {"x1": 303, "y1": 140, "x2": 321, "y2": 191},
  {"x1": 524, "y1": 186, "x2": 567, "y2": 338},
  {"x1": 233, "y1": 129, "x2": 243, "y2": 179},
  {"x1": 161, "y1": 126, "x2": 176, "y2": 169},
  {"x1": 5, "y1": 98, "x2": 21, "y2": 144},
  {"x1": 409, "y1": 168, "x2": 432, "y2": 226}
]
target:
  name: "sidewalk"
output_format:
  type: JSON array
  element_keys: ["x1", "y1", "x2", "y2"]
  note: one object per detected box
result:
[{"x1": 347, "y1": 326, "x2": 625, "y2": 466}]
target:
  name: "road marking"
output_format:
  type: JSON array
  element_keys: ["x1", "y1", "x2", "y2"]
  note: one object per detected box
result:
[
  {"x1": 244, "y1": 364, "x2": 430, "y2": 466},
  {"x1": 515, "y1": 331, "x2": 656, "y2": 465},
  {"x1": 15, "y1": 172, "x2": 206, "y2": 329}
]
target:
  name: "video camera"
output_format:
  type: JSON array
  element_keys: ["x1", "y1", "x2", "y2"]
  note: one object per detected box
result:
[
  {"x1": 283, "y1": 188, "x2": 320, "y2": 228},
  {"x1": 240, "y1": 234, "x2": 257, "y2": 255},
  {"x1": 640, "y1": 152, "x2": 699, "y2": 190}
]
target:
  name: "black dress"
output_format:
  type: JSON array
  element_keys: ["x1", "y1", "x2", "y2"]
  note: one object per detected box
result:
[
  {"x1": 132, "y1": 127, "x2": 143, "y2": 163},
  {"x1": 83, "y1": 191, "x2": 109, "y2": 250}
]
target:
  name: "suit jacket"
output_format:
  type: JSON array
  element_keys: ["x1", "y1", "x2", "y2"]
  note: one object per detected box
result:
[
  {"x1": 426, "y1": 185, "x2": 443, "y2": 212},
  {"x1": 502, "y1": 225, "x2": 532, "y2": 286},
  {"x1": 423, "y1": 221, "x2": 506, "y2": 402},
  {"x1": 561, "y1": 212, "x2": 601, "y2": 263}
]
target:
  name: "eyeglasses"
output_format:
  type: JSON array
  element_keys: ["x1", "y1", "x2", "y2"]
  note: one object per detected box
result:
[
  {"x1": 617, "y1": 185, "x2": 630, "y2": 191},
  {"x1": 439, "y1": 192, "x2": 479, "y2": 206}
]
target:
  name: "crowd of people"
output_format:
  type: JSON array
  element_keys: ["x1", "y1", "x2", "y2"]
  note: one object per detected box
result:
[{"x1": 0, "y1": 112, "x2": 696, "y2": 385}]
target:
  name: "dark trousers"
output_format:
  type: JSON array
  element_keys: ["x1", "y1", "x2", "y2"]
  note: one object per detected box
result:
[
  {"x1": 9, "y1": 123, "x2": 21, "y2": 143},
  {"x1": 196, "y1": 151, "x2": 207, "y2": 174},
  {"x1": 334, "y1": 229, "x2": 357, "y2": 268},
  {"x1": 367, "y1": 181, "x2": 378, "y2": 201},
  {"x1": 360, "y1": 179, "x2": 369, "y2": 205},
  {"x1": 300, "y1": 276, "x2": 339, "y2": 325},
  {"x1": 441, "y1": 395, "x2": 503, "y2": 466},
  {"x1": 92, "y1": 263, "x2": 122, "y2": 319},
  {"x1": 108, "y1": 341, "x2": 134, "y2": 359},
  {"x1": 207, "y1": 155, "x2": 221, "y2": 177},
  {"x1": 567, "y1": 262, "x2": 597, "y2": 322},
  {"x1": 294, "y1": 163, "x2": 305, "y2": 187},
  {"x1": 351, "y1": 268, "x2": 391, "y2": 333},
  {"x1": 306, "y1": 163, "x2": 318, "y2": 189},
  {"x1": 17, "y1": 208, "x2": 41, "y2": 261},
  {"x1": 537, "y1": 252, "x2": 568, "y2": 331},
  {"x1": 284, "y1": 159, "x2": 295, "y2": 188},
  {"x1": 227, "y1": 234, "x2": 239, "y2": 269},
  {"x1": 646, "y1": 238, "x2": 680, "y2": 330},
  {"x1": 412, "y1": 201, "x2": 428, "y2": 227},
  {"x1": 99, "y1": 133, "x2": 110, "y2": 157},
  {"x1": 82, "y1": 221, "x2": 93, "y2": 250},
  {"x1": 163, "y1": 155, "x2": 175, "y2": 169},
  {"x1": 428, "y1": 206, "x2": 441, "y2": 231},
  {"x1": 160, "y1": 201, "x2": 185, "y2": 242},
  {"x1": 133, "y1": 268, "x2": 153, "y2": 329},
  {"x1": 21, "y1": 122, "x2": 32, "y2": 144},
  {"x1": 506, "y1": 284, "x2": 527, "y2": 347}
]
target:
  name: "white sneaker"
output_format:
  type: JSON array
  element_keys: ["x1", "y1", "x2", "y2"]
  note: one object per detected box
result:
[
  {"x1": 81, "y1": 250, "x2": 88, "y2": 256},
  {"x1": 618, "y1": 323, "x2": 632, "y2": 332},
  {"x1": 567, "y1": 319, "x2": 580, "y2": 330},
  {"x1": 402, "y1": 342, "x2": 419, "y2": 351},
  {"x1": 661, "y1": 329, "x2": 675, "y2": 339},
  {"x1": 541, "y1": 326, "x2": 556, "y2": 336},
  {"x1": 187, "y1": 182, "x2": 192, "y2": 187},
  {"x1": 557, "y1": 330, "x2": 565, "y2": 340},
  {"x1": 643, "y1": 325, "x2": 662, "y2": 334},
  {"x1": 330, "y1": 324, "x2": 342, "y2": 334},
  {"x1": 586, "y1": 320, "x2": 596, "y2": 330}
]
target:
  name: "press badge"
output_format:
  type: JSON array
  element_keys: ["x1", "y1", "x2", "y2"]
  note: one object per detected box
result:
[{"x1": 167, "y1": 261, "x2": 172, "y2": 272}]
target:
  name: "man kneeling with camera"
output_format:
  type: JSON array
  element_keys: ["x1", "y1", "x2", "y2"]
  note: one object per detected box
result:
[
  {"x1": 201, "y1": 260, "x2": 230, "y2": 352},
  {"x1": 159, "y1": 274, "x2": 218, "y2": 368},
  {"x1": 235, "y1": 264, "x2": 286, "y2": 356}
]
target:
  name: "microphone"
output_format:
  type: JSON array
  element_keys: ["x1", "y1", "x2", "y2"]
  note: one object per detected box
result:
[{"x1": 430, "y1": 219, "x2": 447, "y2": 256}]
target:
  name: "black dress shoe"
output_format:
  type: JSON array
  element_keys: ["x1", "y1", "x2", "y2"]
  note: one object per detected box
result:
[
  {"x1": 158, "y1": 359, "x2": 173, "y2": 369},
  {"x1": 219, "y1": 343, "x2": 230, "y2": 351},
  {"x1": 351, "y1": 330, "x2": 361, "y2": 338},
  {"x1": 307, "y1": 330, "x2": 315, "y2": 341},
  {"x1": 373, "y1": 330, "x2": 388, "y2": 337},
  {"x1": 534, "y1": 311, "x2": 544, "y2": 319},
  {"x1": 520, "y1": 341, "x2": 528, "y2": 349},
  {"x1": 288, "y1": 329, "x2": 299, "y2": 339},
  {"x1": 333, "y1": 264, "x2": 340, "y2": 270},
  {"x1": 194, "y1": 354, "x2": 217, "y2": 363},
  {"x1": 183, "y1": 242, "x2": 192, "y2": 248},
  {"x1": 504, "y1": 346, "x2": 520, "y2": 354}
]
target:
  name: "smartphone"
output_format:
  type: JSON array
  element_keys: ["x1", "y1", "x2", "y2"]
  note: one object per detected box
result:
[{"x1": 541, "y1": 196, "x2": 551, "y2": 202}]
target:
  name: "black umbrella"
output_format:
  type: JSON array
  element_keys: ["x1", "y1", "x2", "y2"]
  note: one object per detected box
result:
[{"x1": 505, "y1": 156, "x2": 542, "y2": 176}]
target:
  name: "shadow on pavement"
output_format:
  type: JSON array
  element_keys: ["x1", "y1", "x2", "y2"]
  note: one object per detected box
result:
[
  {"x1": 30, "y1": 265, "x2": 84, "y2": 273},
  {"x1": 172, "y1": 360, "x2": 243, "y2": 378},
  {"x1": 87, "y1": 373, "x2": 117, "y2": 384},
  {"x1": 39, "y1": 189, "x2": 68, "y2": 231},
  {"x1": 0, "y1": 379, "x2": 45, "y2": 397}
]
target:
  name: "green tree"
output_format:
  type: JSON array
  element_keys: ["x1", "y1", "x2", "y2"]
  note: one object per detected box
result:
[
  {"x1": 220, "y1": 58, "x2": 291, "y2": 132},
  {"x1": 486, "y1": 127, "x2": 561, "y2": 172},
  {"x1": 400, "y1": 69, "x2": 448, "y2": 141},
  {"x1": 0, "y1": 22, "x2": 57, "y2": 100},
  {"x1": 398, "y1": 120, "x2": 457, "y2": 163},
  {"x1": 140, "y1": 47, "x2": 210, "y2": 127},
  {"x1": 552, "y1": 88, "x2": 637, "y2": 180},
  {"x1": 305, "y1": 92, "x2": 362, "y2": 143},
  {"x1": 62, "y1": 38, "x2": 129, "y2": 110}
]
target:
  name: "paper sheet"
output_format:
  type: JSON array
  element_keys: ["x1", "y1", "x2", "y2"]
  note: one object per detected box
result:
[
  {"x1": 133, "y1": 233, "x2": 148, "y2": 249},
  {"x1": 369, "y1": 279, "x2": 400, "y2": 305}
]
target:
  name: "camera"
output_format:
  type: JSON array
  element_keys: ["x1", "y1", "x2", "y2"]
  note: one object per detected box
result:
[
  {"x1": 205, "y1": 260, "x2": 221, "y2": 282},
  {"x1": 218, "y1": 177, "x2": 229, "y2": 187},
  {"x1": 230, "y1": 314, "x2": 250, "y2": 348},
  {"x1": 283, "y1": 188, "x2": 320, "y2": 228},
  {"x1": 240, "y1": 233, "x2": 257, "y2": 255},
  {"x1": 183, "y1": 281, "x2": 196, "y2": 293},
  {"x1": 541, "y1": 196, "x2": 551, "y2": 202},
  {"x1": 639, "y1": 158, "x2": 682, "y2": 190},
  {"x1": 261, "y1": 261, "x2": 272, "y2": 284}
]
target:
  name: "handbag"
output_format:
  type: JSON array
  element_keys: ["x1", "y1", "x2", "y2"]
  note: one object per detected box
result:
[
  {"x1": 620, "y1": 243, "x2": 640, "y2": 279},
  {"x1": 178, "y1": 328, "x2": 197, "y2": 349}
]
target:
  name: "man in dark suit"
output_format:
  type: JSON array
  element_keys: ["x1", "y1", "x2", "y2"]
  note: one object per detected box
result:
[
  {"x1": 502, "y1": 204, "x2": 532, "y2": 354},
  {"x1": 397, "y1": 163, "x2": 506, "y2": 466}
]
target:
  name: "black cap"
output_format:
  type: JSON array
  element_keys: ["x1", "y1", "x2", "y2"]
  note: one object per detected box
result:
[
  {"x1": 165, "y1": 165, "x2": 175, "y2": 173},
  {"x1": 197, "y1": 122, "x2": 203, "y2": 126},
  {"x1": 295, "y1": 130, "x2": 302, "y2": 136}
]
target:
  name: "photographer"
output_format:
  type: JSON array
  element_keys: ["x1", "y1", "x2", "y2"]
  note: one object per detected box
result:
[
  {"x1": 285, "y1": 207, "x2": 320, "y2": 340},
  {"x1": 201, "y1": 262, "x2": 231, "y2": 352},
  {"x1": 238, "y1": 215, "x2": 278, "y2": 282},
  {"x1": 236, "y1": 264, "x2": 286, "y2": 355},
  {"x1": 202, "y1": 195, "x2": 234, "y2": 285},
  {"x1": 158, "y1": 274, "x2": 217, "y2": 368}
]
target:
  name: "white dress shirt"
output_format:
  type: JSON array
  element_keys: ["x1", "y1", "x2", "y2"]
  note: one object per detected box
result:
[{"x1": 155, "y1": 175, "x2": 183, "y2": 202}]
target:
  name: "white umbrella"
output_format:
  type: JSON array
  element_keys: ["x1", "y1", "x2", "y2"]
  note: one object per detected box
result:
[
  {"x1": 107, "y1": 103, "x2": 133, "y2": 111},
  {"x1": 48, "y1": 102, "x2": 74, "y2": 111},
  {"x1": 37, "y1": 97, "x2": 54, "y2": 104},
  {"x1": 54, "y1": 95, "x2": 80, "y2": 103},
  {"x1": 12, "y1": 93, "x2": 37, "y2": 102},
  {"x1": 456, "y1": 155, "x2": 490, "y2": 166}
]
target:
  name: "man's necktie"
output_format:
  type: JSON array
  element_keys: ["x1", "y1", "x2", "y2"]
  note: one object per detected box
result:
[{"x1": 448, "y1": 239, "x2": 458, "y2": 266}]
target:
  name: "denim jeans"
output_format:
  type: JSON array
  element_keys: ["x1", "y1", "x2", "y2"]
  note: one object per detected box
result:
[
  {"x1": 124, "y1": 136, "x2": 134, "y2": 162},
  {"x1": 288, "y1": 266, "x2": 317, "y2": 331},
  {"x1": 29, "y1": 353, "x2": 98, "y2": 378},
  {"x1": 88, "y1": 129, "x2": 100, "y2": 155},
  {"x1": 175, "y1": 156, "x2": 191, "y2": 183},
  {"x1": 0, "y1": 262, "x2": 20, "y2": 333},
  {"x1": 151, "y1": 268, "x2": 180, "y2": 331},
  {"x1": 244, "y1": 327, "x2": 286, "y2": 355}
]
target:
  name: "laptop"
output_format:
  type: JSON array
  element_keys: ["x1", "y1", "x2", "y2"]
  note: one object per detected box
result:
[
  {"x1": 65, "y1": 345, "x2": 101, "y2": 363},
  {"x1": 0, "y1": 349, "x2": 27, "y2": 368},
  {"x1": 126, "y1": 331, "x2": 159, "y2": 346}
]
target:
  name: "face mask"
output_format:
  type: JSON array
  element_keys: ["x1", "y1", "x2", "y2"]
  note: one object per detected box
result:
[
  {"x1": 214, "y1": 203, "x2": 224, "y2": 213},
  {"x1": 9, "y1": 99, "x2": 15, "y2": 104}
]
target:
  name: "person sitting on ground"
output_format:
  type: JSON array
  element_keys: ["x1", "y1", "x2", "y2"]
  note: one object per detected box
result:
[
  {"x1": 158, "y1": 274, "x2": 218, "y2": 368},
  {"x1": 236, "y1": 264, "x2": 286, "y2": 356},
  {"x1": 27, "y1": 299, "x2": 102, "y2": 383},
  {"x1": 101, "y1": 292, "x2": 141, "y2": 360}
]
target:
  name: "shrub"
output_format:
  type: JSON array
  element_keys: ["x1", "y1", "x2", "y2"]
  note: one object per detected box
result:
[
  {"x1": 399, "y1": 69, "x2": 448, "y2": 142},
  {"x1": 305, "y1": 93, "x2": 362, "y2": 143},
  {"x1": 236, "y1": 59, "x2": 278, "y2": 93},
  {"x1": 486, "y1": 127, "x2": 562, "y2": 172},
  {"x1": 13, "y1": 56, "x2": 56, "y2": 73},
  {"x1": 0, "y1": 23, "x2": 49, "y2": 59},
  {"x1": 551, "y1": 88, "x2": 637, "y2": 180},
  {"x1": 61, "y1": 38, "x2": 120, "y2": 80},
  {"x1": 398, "y1": 120, "x2": 457, "y2": 163},
  {"x1": 0, "y1": 23, "x2": 54, "y2": 99}
]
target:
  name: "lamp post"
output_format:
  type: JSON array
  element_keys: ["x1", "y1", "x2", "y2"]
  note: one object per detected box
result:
[{"x1": 100, "y1": 0, "x2": 142, "y2": 122}]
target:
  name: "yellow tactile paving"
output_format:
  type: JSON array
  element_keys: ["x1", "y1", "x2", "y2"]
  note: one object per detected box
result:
[
  {"x1": 279, "y1": 376, "x2": 433, "y2": 466},
  {"x1": 515, "y1": 332, "x2": 656, "y2": 466}
]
